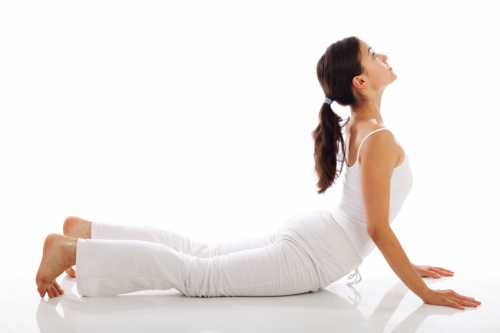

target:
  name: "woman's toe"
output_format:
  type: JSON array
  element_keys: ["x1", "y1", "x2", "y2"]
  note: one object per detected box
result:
[
  {"x1": 38, "y1": 285, "x2": 46, "y2": 298},
  {"x1": 65, "y1": 267, "x2": 76, "y2": 278},
  {"x1": 37, "y1": 279, "x2": 50, "y2": 298},
  {"x1": 47, "y1": 284, "x2": 55, "y2": 298},
  {"x1": 53, "y1": 281, "x2": 64, "y2": 295},
  {"x1": 50, "y1": 285, "x2": 57, "y2": 298},
  {"x1": 55, "y1": 285, "x2": 62, "y2": 297}
]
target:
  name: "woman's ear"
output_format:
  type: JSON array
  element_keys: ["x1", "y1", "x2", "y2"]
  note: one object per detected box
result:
[{"x1": 352, "y1": 75, "x2": 366, "y2": 90}]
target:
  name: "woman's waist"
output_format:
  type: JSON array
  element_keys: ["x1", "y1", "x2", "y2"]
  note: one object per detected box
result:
[
  {"x1": 331, "y1": 207, "x2": 376, "y2": 260},
  {"x1": 277, "y1": 210, "x2": 363, "y2": 275}
]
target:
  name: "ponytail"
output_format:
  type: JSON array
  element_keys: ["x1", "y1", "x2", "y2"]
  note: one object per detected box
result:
[{"x1": 312, "y1": 100, "x2": 348, "y2": 194}]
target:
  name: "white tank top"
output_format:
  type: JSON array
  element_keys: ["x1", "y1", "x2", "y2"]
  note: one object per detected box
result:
[{"x1": 331, "y1": 124, "x2": 414, "y2": 264}]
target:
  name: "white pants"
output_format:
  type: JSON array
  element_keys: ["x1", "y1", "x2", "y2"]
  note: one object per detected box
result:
[{"x1": 75, "y1": 210, "x2": 362, "y2": 297}]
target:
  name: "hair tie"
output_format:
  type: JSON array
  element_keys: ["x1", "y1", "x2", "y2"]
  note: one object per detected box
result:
[{"x1": 324, "y1": 96, "x2": 333, "y2": 105}]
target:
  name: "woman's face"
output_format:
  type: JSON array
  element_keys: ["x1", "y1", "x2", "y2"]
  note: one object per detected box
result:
[{"x1": 354, "y1": 40, "x2": 396, "y2": 93}]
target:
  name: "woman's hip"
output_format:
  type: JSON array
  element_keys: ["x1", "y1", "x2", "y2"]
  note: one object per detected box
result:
[{"x1": 275, "y1": 210, "x2": 363, "y2": 287}]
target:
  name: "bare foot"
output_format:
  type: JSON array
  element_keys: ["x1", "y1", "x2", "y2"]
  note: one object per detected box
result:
[
  {"x1": 36, "y1": 233, "x2": 76, "y2": 298},
  {"x1": 45, "y1": 280, "x2": 65, "y2": 298},
  {"x1": 63, "y1": 216, "x2": 91, "y2": 239},
  {"x1": 63, "y1": 217, "x2": 91, "y2": 278}
]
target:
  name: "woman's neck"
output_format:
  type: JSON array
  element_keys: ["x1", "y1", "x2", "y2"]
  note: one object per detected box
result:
[{"x1": 350, "y1": 98, "x2": 384, "y2": 124}]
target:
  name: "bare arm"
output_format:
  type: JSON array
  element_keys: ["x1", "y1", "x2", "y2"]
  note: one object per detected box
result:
[
  {"x1": 359, "y1": 129, "x2": 430, "y2": 300},
  {"x1": 370, "y1": 226, "x2": 430, "y2": 298}
]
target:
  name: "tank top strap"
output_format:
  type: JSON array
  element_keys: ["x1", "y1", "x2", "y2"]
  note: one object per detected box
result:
[{"x1": 355, "y1": 127, "x2": 391, "y2": 163}]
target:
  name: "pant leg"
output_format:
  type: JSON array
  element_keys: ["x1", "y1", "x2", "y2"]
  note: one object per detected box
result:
[
  {"x1": 91, "y1": 221, "x2": 279, "y2": 257},
  {"x1": 75, "y1": 237, "x2": 321, "y2": 297}
]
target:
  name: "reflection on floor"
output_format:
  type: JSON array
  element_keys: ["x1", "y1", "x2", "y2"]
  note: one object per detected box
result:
[{"x1": 6, "y1": 257, "x2": 494, "y2": 333}]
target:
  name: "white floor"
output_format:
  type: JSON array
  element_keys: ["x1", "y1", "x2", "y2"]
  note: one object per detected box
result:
[{"x1": 3, "y1": 250, "x2": 495, "y2": 333}]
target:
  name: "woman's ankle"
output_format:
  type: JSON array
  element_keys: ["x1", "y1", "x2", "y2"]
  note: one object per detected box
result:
[{"x1": 63, "y1": 236, "x2": 77, "y2": 267}]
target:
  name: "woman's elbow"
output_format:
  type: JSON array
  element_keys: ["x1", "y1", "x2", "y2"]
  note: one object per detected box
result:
[{"x1": 367, "y1": 225, "x2": 391, "y2": 242}]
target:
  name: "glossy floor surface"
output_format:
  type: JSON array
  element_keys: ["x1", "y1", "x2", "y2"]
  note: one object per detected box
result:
[{"x1": 3, "y1": 252, "x2": 495, "y2": 333}]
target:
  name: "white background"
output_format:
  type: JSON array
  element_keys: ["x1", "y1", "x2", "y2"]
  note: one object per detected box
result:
[{"x1": 1, "y1": 1, "x2": 499, "y2": 326}]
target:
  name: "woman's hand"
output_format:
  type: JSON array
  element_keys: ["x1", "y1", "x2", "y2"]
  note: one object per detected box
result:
[
  {"x1": 412, "y1": 264, "x2": 454, "y2": 278},
  {"x1": 421, "y1": 289, "x2": 481, "y2": 310}
]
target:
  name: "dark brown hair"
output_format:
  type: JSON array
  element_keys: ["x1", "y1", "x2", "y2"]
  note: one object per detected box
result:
[{"x1": 312, "y1": 36, "x2": 364, "y2": 194}]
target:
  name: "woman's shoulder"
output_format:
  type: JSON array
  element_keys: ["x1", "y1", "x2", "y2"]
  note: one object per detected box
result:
[
  {"x1": 349, "y1": 121, "x2": 398, "y2": 165},
  {"x1": 349, "y1": 120, "x2": 393, "y2": 139}
]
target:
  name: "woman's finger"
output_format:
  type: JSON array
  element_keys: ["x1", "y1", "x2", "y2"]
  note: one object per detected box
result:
[
  {"x1": 463, "y1": 299, "x2": 480, "y2": 307},
  {"x1": 423, "y1": 269, "x2": 440, "y2": 278},
  {"x1": 449, "y1": 293, "x2": 481, "y2": 306},
  {"x1": 435, "y1": 267, "x2": 454, "y2": 274},
  {"x1": 452, "y1": 292, "x2": 481, "y2": 303},
  {"x1": 428, "y1": 269, "x2": 449, "y2": 277},
  {"x1": 432, "y1": 268, "x2": 453, "y2": 276},
  {"x1": 454, "y1": 297, "x2": 479, "y2": 307},
  {"x1": 446, "y1": 298, "x2": 464, "y2": 310}
]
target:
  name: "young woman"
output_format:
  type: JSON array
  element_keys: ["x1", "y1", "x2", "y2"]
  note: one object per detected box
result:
[{"x1": 35, "y1": 36, "x2": 480, "y2": 310}]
